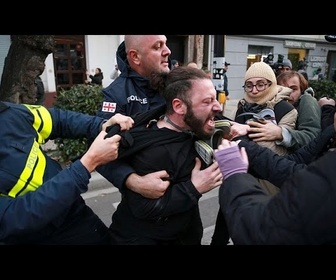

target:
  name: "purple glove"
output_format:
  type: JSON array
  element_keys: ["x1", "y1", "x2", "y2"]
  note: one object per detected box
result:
[{"x1": 214, "y1": 145, "x2": 248, "y2": 179}]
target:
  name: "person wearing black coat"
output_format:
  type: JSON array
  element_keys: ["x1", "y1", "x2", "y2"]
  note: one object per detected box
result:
[
  {"x1": 215, "y1": 137, "x2": 336, "y2": 245},
  {"x1": 35, "y1": 76, "x2": 45, "y2": 105},
  {"x1": 86, "y1": 67, "x2": 103, "y2": 85},
  {"x1": 210, "y1": 115, "x2": 336, "y2": 245}
]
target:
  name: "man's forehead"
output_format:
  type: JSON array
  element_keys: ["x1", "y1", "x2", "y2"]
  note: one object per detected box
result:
[
  {"x1": 191, "y1": 79, "x2": 216, "y2": 95},
  {"x1": 146, "y1": 35, "x2": 166, "y2": 43}
]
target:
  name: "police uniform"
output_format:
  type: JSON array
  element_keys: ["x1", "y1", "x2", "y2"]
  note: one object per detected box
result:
[{"x1": 0, "y1": 101, "x2": 111, "y2": 244}]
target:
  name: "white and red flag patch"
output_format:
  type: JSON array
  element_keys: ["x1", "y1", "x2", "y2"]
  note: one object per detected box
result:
[{"x1": 102, "y1": 102, "x2": 116, "y2": 112}]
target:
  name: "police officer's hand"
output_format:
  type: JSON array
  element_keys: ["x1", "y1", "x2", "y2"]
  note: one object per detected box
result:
[
  {"x1": 81, "y1": 131, "x2": 121, "y2": 173},
  {"x1": 102, "y1": 113, "x2": 134, "y2": 132},
  {"x1": 125, "y1": 171, "x2": 170, "y2": 199}
]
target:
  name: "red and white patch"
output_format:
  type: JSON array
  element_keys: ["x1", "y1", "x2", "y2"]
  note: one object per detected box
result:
[{"x1": 101, "y1": 102, "x2": 116, "y2": 112}]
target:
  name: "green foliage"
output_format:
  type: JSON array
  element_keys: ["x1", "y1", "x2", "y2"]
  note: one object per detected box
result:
[
  {"x1": 308, "y1": 79, "x2": 336, "y2": 100},
  {"x1": 53, "y1": 84, "x2": 103, "y2": 163}
]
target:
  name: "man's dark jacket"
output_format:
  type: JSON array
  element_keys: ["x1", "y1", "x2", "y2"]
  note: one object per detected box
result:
[{"x1": 107, "y1": 118, "x2": 205, "y2": 244}]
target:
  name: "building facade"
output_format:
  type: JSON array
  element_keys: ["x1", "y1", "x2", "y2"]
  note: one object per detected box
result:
[
  {"x1": 220, "y1": 35, "x2": 336, "y2": 99},
  {"x1": 0, "y1": 35, "x2": 335, "y2": 107}
]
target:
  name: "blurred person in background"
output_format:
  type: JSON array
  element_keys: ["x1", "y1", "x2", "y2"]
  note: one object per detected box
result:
[
  {"x1": 110, "y1": 64, "x2": 120, "y2": 81},
  {"x1": 275, "y1": 58, "x2": 292, "y2": 77},
  {"x1": 171, "y1": 59, "x2": 179, "y2": 69},
  {"x1": 86, "y1": 67, "x2": 103, "y2": 85}
]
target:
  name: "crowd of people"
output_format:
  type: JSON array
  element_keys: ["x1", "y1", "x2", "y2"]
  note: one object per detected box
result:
[{"x1": 2, "y1": 34, "x2": 336, "y2": 246}]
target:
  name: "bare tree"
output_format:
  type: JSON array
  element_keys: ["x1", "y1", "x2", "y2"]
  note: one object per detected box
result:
[
  {"x1": 0, "y1": 35, "x2": 55, "y2": 104},
  {"x1": 193, "y1": 35, "x2": 204, "y2": 68}
]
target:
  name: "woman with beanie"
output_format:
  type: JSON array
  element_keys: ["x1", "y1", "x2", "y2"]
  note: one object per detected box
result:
[
  {"x1": 234, "y1": 61, "x2": 297, "y2": 157},
  {"x1": 244, "y1": 70, "x2": 321, "y2": 155},
  {"x1": 234, "y1": 61, "x2": 298, "y2": 197},
  {"x1": 211, "y1": 62, "x2": 298, "y2": 245}
]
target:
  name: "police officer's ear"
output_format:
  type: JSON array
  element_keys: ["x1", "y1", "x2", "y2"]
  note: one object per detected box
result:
[{"x1": 128, "y1": 49, "x2": 140, "y2": 65}]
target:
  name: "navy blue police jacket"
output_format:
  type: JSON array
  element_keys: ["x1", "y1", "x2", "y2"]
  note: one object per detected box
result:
[
  {"x1": 95, "y1": 41, "x2": 168, "y2": 191},
  {"x1": 0, "y1": 101, "x2": 104, "y2": 241},
  {"x1": 96, "y1": 41, "x2": 166, "y2": 119}
]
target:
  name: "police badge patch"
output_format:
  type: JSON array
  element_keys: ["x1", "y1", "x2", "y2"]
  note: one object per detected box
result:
[{"x1": 102, "y1": 102, "x2": 116, "y2": 112}]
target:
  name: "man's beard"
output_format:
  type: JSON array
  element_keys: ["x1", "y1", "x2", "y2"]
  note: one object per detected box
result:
[{"x1": 184, "y1": 106, "x2": 213, "y2": 140}]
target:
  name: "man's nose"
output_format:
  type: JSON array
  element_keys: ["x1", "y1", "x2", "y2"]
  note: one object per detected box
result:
[
  {"x1": 214, "y1": 100, "x2": 223, "y2": 112},
  {"x1": 164, "y1": 45, "x2": 171, "y2": 56}
]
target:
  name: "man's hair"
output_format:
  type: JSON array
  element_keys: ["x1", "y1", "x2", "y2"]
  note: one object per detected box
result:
[
  {"x1": 277, "y1": 70, "x2": 308, "y2": 92},
  {"x1": 149, "y1": 66, "x2": 208, "y2": 114}
]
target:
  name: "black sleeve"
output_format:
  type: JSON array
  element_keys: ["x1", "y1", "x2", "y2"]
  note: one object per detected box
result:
[
  {"x1": 89, "y1": 75, "x2": 102, "y2": 85},
  {"x1": 237, "y1": 124, "x2": 335, "y2": 187},
  {"x1": 238, "y1": 139, "x2": 305, "y2": 187},
  {"x1": 320, "y1": 105, "x2": 335, "y2": 130},
  {"x1": 36, "y1": 77, "x2": 45, "y2": 98},
  {"x1": 219, "y1": 150, "x2": 336, "y2": 245},
  {"x1": 95, "y1": 160, "x2": 135, "y2": 192},
  {"x1": 285, "y1": 124, "x2": 335, "y2": 164}
]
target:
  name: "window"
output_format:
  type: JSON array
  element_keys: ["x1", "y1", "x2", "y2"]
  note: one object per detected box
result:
[
  {"x1": 53, "y1": 35, "x2": 86, "y2": 91},
  {"x1": 247, "y1": 45, "x2": 273, "y2": 70}
]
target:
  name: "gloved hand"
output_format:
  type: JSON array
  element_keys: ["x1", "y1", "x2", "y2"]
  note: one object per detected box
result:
[{"x1": 214, "y1": 141, "x2": 248, "y2": 179}]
